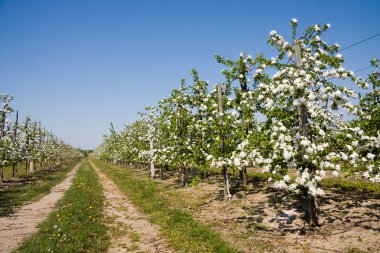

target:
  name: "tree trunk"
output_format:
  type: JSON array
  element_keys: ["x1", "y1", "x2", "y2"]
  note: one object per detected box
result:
[
  {"x1": 161, "y1": 163, "x2": 168, "y2": 180},
  {"x1": 301, "y1": 192, "x2": 320, "y2": 227},
  {"x1": 12, "y1": 163, "x2": 17, "y2": 177},
  {"x1": 238, "y1": 167, "x2": 248, "y2": 187},
  {"x1": 25, "y1": 160, "x2": 29, "y2": 176},
  {"x1": 242, "y1": 167, "x2": 247, "y2": 187},
  {"x1": 201, "y1": 169, "x2": 208, "y2": 180},
  {"x1": 181, "y1": 166, "x2": 187, "y2": 187},
  {"x1": 0, "y1": 166, "x2": 3, "y2": 183},
  {"x1": 191, "y1": 166, "x2": 196, "y2": 179}
]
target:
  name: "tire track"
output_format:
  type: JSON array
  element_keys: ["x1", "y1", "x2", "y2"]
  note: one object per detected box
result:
[
  {"x1": 89, "y1": 160, "x2": 174, "y2": 253},
  {"x1": 0, "y1": 161, "x2": 82, "y2": 253}
]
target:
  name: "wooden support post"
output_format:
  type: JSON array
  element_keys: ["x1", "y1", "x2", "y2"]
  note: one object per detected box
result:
[
  {"x1": 217, "y1": 84, "x2": 232, "y2": 201},
  {"x1": 294, "y1": 39, "x2": 319, "y2": 226},
  {"x1": 29, "y1": 160, "x2": 34, "y2": 173},
  {"x1": 25, "y1": 117, "x2": 30, "y2": 175},
  {"x1": 294, "y1": 40, "x2": 309, "y2": 138},
  {"x1": 12, "y1": 111, "x2": 19, "y2": 177},
  {"x1": 0, "y1": 104, "x2": 5, "y2": 182},
  {"x1": 150, "y1": 138, "x2": 155, "y2": 179}
]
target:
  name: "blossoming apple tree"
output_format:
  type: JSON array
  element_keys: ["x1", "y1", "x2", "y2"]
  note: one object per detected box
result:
[
  {"x1": 0, "y1": 94, "x2": 83, "y2": 182},
  {"x1": 97, "y1": 19, "x2": 379, "y2": 226},
  {"x1": 244, "y1": 19, "x2": 378, "y2": 226}
]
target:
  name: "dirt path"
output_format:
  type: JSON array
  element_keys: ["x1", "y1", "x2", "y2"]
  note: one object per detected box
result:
[
  {"x1": 0, "y1": 161, "x2": 82, "y2": 253},
  {"x1": 89, "y1": 160, "x2": 174, "y2": 253}
]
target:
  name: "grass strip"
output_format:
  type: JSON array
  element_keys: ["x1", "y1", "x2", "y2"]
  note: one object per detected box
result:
[
  {"x1": 244, "y1": 170, "x2": 380, "y2": 195},
  {"x1": 320, "y1": 177, "x2": 380, "y2": 195},
  {"x1": 1, "y1": 162, "x2": 59, "y2": 181},
  {"x1": 91, "y1": 159, "x2": 239, "y2": 253},
  {"x1": 0, "y1": 161, "x2": 80, "y2": 216},
  {"x1": 17, "y1": 160, "x2": 109, "y2": 253},
  {"x1": 124, "y1": 163, "x2": 379, "y2": 195}
]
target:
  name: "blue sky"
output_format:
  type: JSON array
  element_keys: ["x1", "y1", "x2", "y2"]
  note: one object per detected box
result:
[{"x1": 1, "y1": 0, "x2": 379, "y2": 149}]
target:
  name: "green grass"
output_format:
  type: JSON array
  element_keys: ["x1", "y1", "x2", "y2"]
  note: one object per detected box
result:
[
  {"x1": 346, "y1": 247, "x2": 370, "y2": 253},
  {"x1": 17, "y1": 160, "x2": 109, "y2": 253},
  {"x1": 91, "y1": 159, "x2": 239, "y2": 253},
  {"x1": 321, "y1": 177, "x2": 380, "y2": 195},
  {"x1": 2, "y1": 164, "x2": 28, "y2": 180},
  {"x1": 1, "y1": 162, "x2": 47, "y2": 181},
  {"x1": 0, "y1": 161, "x2": 80, "y2": 216},
  {"x1": 1, "y1": 161, "x2": 65, "y2": 181},
  {"x1": 145, "y1": 162, "x2": 380, "y2": 195},
  {"x1": 244, "y1": 168, "x2": 380, "y2": 195}
]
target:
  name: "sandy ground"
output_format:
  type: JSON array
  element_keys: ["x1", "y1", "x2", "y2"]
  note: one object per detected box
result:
[
  {"x1": 156, "y1": 170, "x2": 380, "y2": 253},
  {"x1": 197, "y1": 186, "x2": 380, "y2": 253},
  {"x1": 0, "y1": 161, "x2": 82, "y2": 253},
  {"x1": 89, "y1": 161, "x2": 174, "y2": 253}
]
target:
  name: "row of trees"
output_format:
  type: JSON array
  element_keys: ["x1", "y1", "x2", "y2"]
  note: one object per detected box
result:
[
  {"x1": 96, "y1": 20, "x2": 379, "y2": 226},
  {"x1": 0, "y1": 94, "x2": 83, "y2": 182}
]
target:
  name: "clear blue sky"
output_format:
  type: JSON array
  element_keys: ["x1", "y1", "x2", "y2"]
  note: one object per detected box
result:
[{"x1": 1, "y1": 0, "x2": 379, "y2": 149}]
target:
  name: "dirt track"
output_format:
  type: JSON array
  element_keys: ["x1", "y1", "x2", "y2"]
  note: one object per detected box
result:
[
  {"x1": 89, "y1": 160, "x2": 174, "y2": 253},
  {"x1": 0, "y1": 161, "x2": 82, "y2": 253}
]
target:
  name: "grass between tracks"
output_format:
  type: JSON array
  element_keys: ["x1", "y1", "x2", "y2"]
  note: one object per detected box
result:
[
  {"x1": 0, "y1": 161, "x2": 80, "y2": 216},
  {"x1": 91, "y1": 159, "x2": 239, "y2": 253},
  {"x1": 17, "y1": 160, "x2": 109, "y2": 253}
]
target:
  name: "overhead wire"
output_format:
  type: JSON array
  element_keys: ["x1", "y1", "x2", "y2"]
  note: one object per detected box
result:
[
  {"x1": 335, "y1": 33, "x2": 380, "y2": 74},
  {"x1": 338, "y1": 33, "x2": 380, "y2": 52},
  {"x1": 354, "y1": 65, "x2": 374, "y2": 73}
]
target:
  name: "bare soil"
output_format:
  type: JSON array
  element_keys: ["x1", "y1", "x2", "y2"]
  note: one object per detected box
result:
[
  {"x1": 157, "y1": 169, "x2": 380, "y2": 253},
  {"x1": 0, "y1": 161, "x2": 82, "y2": 253},
  {"x1": 89, "y1": 161, "x2": 174, "y2": 253}
]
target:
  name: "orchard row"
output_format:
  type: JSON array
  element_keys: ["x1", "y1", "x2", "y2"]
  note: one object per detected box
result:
[
  {"x1": 96, "y1": 19, "x2": 379, "y2": 226},
  {"x1": 0, "y1": 94, "x2": 83, "y2": 181}
]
